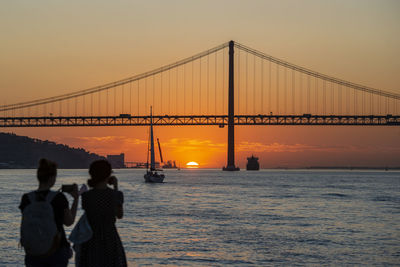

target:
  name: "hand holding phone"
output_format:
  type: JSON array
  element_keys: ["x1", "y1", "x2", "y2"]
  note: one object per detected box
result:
[
  {"x1": 61, "y1": 184, "x2": 75, "y2": 193},
  {"x1": 79, "y1": 184, "x2": 88, "y2": 195},
  {"x1": 61, "y1": 183, "x2": 79, "y2": 199},
  {"x1": 108, "y1": 176, "x2": 118, "y2": 190}
]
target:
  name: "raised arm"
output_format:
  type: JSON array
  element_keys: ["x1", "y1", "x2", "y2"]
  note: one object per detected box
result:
[
  {"x1": 109, "y1": 176, "x2": 124, "y2": 219},
  {"x1": 63, "y1": 184, "x2": 79, "y2": 226}
]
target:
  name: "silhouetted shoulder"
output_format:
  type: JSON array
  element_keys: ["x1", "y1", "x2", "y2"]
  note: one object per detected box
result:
[
  {"x1": 19, "y1": 191, "x2": 67, "y2": 212},
  {"x1": 115, "y1": 190, "x2": 124, "y2": 205},
  {"x1": 19, "y1": 193, "x2": 29, "y2": 211}
]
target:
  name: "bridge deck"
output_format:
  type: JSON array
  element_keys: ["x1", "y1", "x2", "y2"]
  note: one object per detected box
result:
[{"x1": 0, "y1": 115, "x2": 399, "y2": 127}]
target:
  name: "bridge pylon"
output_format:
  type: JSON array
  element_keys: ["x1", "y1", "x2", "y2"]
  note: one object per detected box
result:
[{"x1": 223, "y1": 40, "x2": 240, "y2": 171}]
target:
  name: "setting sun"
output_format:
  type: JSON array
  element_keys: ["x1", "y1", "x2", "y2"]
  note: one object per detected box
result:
[{"x1": 186, "y1": 161, "x2": 199, "y2": 168}]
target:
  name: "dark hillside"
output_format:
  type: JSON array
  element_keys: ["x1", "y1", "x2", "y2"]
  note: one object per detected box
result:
[{"x1": 0, "y1": 132, "x2": 104, "y2": 168}]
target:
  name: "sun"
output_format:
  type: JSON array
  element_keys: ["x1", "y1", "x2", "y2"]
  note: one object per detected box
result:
[{"x1": 186, "y1": 161, "x2": 199, "y2": 168}]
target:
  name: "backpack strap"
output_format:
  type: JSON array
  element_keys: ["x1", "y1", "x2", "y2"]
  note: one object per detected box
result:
[
  {"x1": 46, "y1": 191, "x2": 58, "y2": 203},
  {"x1": 26, "y1": 190, "x2": 58, "y2": 203},
  {"x1": 27, "y1": 191, "x2": 37, "y2": 203}
]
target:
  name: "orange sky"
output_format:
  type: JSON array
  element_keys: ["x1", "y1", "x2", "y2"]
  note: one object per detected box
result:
[{"x1": 1, "y1": 1, "x2": 400, "y2": 168}]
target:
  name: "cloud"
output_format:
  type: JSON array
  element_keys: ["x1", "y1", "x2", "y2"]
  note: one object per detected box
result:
[
  {"x1": 237, "y1": 141, "x2": 311, "y2": 153},
  {"x1": 237, "y1": 141, "x2": 400, "y2": 153},
  {"x1": 51, "y1": 135, "x2": 147, "y2": 155},
  {"x1": 76, "y1": 136, "x2": 146, "y2": 145},
  {"x1": 56, "y1": 136, "x2": 146, "y2": 145},
  {"x1": 52, "y1": 135, "x2": 400, "y2": 158},
  {"x1": 161, "y1": 138, "x2": 225, "y2": 153}
]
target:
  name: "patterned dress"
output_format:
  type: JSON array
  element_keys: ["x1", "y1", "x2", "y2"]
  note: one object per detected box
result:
[{"x1": 79, "y1": 188, "x2": 127, "y2": 267}]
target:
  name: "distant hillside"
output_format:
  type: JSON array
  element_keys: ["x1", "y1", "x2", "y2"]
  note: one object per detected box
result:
[{"x1": 0, "y1": 132, "x2": 105, "y2": 169}]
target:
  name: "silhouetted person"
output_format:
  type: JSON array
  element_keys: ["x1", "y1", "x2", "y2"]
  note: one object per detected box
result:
[
  {"x1": 19, "y1": 158, "x2": 78, "y2": 267},
  {"x1": 78, "y1": 160, "x2": 127, "y2": 267}
]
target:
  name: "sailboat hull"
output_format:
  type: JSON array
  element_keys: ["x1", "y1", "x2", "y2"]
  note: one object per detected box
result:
[{"x1": 144, "y1": 172, "x2": 165, "y2": 183}]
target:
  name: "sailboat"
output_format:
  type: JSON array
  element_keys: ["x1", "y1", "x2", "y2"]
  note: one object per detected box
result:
[{"x1": 144, "y1": 107, "x2": 165, "y2": 183}]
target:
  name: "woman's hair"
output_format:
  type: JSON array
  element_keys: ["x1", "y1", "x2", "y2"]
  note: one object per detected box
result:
[
  {"x1": 37, "y1": 158, "x2": 57, "y2": 183},
  {"x1": 88, "y1": 160, "x2": 112, "y2": 187}
]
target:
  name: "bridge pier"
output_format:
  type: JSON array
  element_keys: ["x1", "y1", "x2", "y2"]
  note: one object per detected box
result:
[{"x1": 223, "y1": 40, "x2": 240, "y2": 171}]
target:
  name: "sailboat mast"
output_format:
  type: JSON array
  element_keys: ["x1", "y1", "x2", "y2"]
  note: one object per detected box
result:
[
  {"x1": 157, "y1": 138, "x2": 164, "y2": 163},
  {"x1": 146, "y1": 128, "x2": 150, "y2": 170},
  {"x1": 150, "y1": 107, "x2": 156, "y2": 171}
]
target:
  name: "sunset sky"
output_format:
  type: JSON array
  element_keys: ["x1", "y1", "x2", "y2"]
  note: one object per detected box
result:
[{"x1": 1, "y1": 1, "x2": 400, "y2": 168}]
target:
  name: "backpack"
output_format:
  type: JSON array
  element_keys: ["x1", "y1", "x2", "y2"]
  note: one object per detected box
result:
[{"x1": 20, "y1": 191, "x2": 61, "y2": 256}]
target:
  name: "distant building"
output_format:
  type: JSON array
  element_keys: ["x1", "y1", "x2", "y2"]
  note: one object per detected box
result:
[
  {"x1": 107, "y1": 153, "x2": 125, "y2": 168},
  {"x1": 162, "y1": 160, "x2": 177, "y2": 168}
]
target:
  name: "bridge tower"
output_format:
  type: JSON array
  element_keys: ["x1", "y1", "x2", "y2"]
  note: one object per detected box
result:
[{"x1": 223, "y1": 40, "x2": 240, "y2": 171}]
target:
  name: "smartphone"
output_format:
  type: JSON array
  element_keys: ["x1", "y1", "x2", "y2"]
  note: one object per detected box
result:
[
  {"x1": 61, "y1": 184, "x2": 75, "y2": 193},
  {"x1": 79, "y1": 184, "x2": 88, "y2": 195},
  {"x1": 108, "y1": 176, "x2": 116, "y2": 185}
]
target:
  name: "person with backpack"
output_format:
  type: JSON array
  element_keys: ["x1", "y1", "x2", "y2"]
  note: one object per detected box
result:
[{"x1": 19, "y1": 158, "x2": 79, "y2": 267}]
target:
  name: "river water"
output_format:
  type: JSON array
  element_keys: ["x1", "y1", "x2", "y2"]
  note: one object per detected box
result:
[{"x1": 0, "y1": 169, "x2": 399, "y2": 266}]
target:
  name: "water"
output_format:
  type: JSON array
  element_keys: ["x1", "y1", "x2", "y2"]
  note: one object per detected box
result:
[{"x1": 0, "y1": 169, "x2": 399, "y2": 266}]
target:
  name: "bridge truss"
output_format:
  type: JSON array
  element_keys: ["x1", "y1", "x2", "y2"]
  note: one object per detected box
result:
[{"x1": 1, "y1": 114, "x2": 399, "y2": 127}]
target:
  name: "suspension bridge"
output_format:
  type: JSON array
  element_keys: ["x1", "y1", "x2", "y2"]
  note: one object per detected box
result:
[{"x1": 1, "y1": 41, "x2": 399, "y2": 170}]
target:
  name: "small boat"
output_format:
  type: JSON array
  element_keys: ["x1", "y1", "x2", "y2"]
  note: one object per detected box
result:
[{"x1": 144, "y1": 107, "x2": 165, "y2": 183}]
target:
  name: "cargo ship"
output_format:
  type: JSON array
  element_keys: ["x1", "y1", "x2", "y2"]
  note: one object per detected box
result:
[{"x1": 246, "y1": 155, "x2": 260, "y2": 170}]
